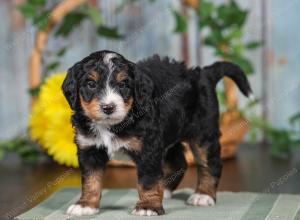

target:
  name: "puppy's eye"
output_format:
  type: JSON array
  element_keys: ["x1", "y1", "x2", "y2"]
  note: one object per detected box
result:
[
  {"x1": 118, "y1": 81, "x2": 127, "y2": 89},
  {"x1": 87, "y1": 81, "x2": 96, "y2": 89}
]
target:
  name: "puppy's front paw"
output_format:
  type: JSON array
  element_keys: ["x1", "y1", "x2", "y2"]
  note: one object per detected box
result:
[
  {"x1": 132, "y1": 204, "x2": 165, "y2": 216},
  {"x1": 186, "y1": 193, "x2": 215, "y2": 206},
  {"x1": 67, "y1": 204, "x2": 99, "y2": 216},
  {"x1": 132, "y1": 208, "x2": 158, "y2": 216}
]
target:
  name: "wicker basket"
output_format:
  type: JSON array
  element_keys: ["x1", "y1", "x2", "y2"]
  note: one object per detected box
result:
[{"x1": 28, "y1": 0, "x2": 248, "y2": 166}]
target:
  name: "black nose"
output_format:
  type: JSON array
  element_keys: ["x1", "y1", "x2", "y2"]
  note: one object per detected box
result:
[{"x1": 101, "y1": 103, "x2": 116, "y2": 115}]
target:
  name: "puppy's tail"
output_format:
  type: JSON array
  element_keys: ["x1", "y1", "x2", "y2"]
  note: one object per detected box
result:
[{"x1": 202, "y1": 61, "x2": 253, "y2": 97}]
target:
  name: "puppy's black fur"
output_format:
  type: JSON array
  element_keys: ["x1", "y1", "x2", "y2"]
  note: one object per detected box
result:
[{"x1": 62, "y1": 50, "x2": 252, "y2": 216}]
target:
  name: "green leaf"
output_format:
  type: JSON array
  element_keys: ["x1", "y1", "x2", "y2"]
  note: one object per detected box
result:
[
  {"x1": 55, "y1": 12, "x2": 87, "y2": 37},
  {"x1": 87, "y1": 7, "x2": 102, "y2": 26},
  {"x1": 199, "y1": 0, "x2": 214, "y2": 19},
  {"x1": 18, "y1": 1, "x2": 48, "y2": 29},
  {"x1": 23, "y1": 153, "x2": 40, "y2": 164},
  {"x1": 230, "y1": 56, "x2": 254, "y2": 74},
  {"x1": 230, "y1": 0, "x2": 248, "y2": 27},
  {"x1": 33, "y1": 12, "x2": 50, "y2": 30},
  {"x1": 293, "y1": 139, "x2": 300, "y2": 148},
  {"x1": 239, "y1": 58, "x2": 254, "y2": 74},
  {"x1": 204, "y1": 31, "x2": 224, "y2": 47},
  {"x1": 290, "y1": 112, "x2": 300, "y2": 125},
  {"x1": 173, "y1": 10, "x2": 188, "y2": 33},
  {"x1": 46, "y1": 61, "x2": 60, "y2": 71},
  {"x1": 0, "y1": 148, "x2": 4, "y2": 160},
  {"x1": 249, "y1": 128, "x2": 258, "y2": 143},
  {"x1": 204, "y1": 36, "x2": 217, "y2": 47},
  {"x1": 28, "y1": 86, "x2": 41, "y2": 97},
  {"x1": 217, "y1": 0, "x2": 248, "y2": 28},
  {"x1": 28, "y1": 0, "x2": 46, "y2": 5},
  {"x1": 56, "y1": 47, "x2": 67, "y2": 57},
  {"x1": 217, "y1": 5, "x2": 233, "y2": 26},
  {"x1": 235, "y1": 10, "x2": 248, "y2": 27},
  {"x1": 232, "y1": 43, "x2": 244, "y2": 55},
  {"x1": 97, "y1": 25, "x2": 123, "y2": 39},
  {"x1": 217, "y1": 90, "x2": 226, "y2": 104},
  {"x1": 18, "y1": 4, "x2": 36, "y2": 18},
  {"x1": 0, "y1": 138, "x2": 41, "y2": 163},
  {"x1": 246, "y1": 41, "x2": 262, "y2": 49},
  {"x1": 227, "y1": 27, "x2": 243, "y2": 39},
  {"x1": 16, "y1": 145, "x2": 31, "y2": 154}
]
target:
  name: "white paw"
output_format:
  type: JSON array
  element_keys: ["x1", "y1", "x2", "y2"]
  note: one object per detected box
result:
[
  {"x1": 186, "y1": 193, "x2": 215, "y2": 206},
  {"x1": 131, "y1": 209, "x2": 158, "y2": 216},
  {"x1": 163, "y1": 189, "x2": 172, "y2": 199},
  {"x1": 66, "y1": 204, "x2": 99, "y2": 216}
]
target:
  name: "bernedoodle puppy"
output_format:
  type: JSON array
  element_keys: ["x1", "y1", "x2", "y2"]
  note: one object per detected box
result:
[{"x1": 62, "y1": 50, "x2": 252, "y2": 216}]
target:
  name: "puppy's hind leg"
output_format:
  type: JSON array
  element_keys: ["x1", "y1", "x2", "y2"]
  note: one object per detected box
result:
[
  {"x1": 187, "y1": 137, "x2": 222, "y2": 206},
  {"x1": 163, "y1": 143, "x2": 187, "y2": 199}
]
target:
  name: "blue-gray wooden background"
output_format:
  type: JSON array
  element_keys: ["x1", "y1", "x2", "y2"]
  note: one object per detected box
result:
[{"x1": 0, "y1": 0, "x2": 299, "y2": 140}]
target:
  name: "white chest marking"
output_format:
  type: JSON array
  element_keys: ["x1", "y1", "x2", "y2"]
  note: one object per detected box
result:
[{"x1": 76, "y1": 124, "x2": 129, "y2": 157}]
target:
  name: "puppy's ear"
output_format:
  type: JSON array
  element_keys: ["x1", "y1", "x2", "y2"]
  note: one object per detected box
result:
[
  {"x1": 62, "y1": 66, "x2": 78, "y2": 110},
  {"x1": 130, "y1": 63, "x2": 154, "y2": 108}
]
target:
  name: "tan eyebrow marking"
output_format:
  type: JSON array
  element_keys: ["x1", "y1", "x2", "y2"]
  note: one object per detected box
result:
[
  {"x1": 88, "y1": 71, "x2": 100, "y2": 81},
  {"x1": 116, "y1": 71, "x2": 127, "y2": 82}
]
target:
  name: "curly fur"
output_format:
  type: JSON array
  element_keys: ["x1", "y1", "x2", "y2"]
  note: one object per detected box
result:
[{"x1": 62, "y1": 50, "x2": 252, "y2": 216}]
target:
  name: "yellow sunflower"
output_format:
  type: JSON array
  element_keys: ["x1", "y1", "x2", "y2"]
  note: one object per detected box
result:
[{"x1": 29, "y1": 73, "x2": 78, "y2": 167}]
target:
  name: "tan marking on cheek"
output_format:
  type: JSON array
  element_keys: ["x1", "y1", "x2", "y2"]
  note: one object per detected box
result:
[
  {"x1": 80, "y1": 96, "x2": 101, "y2": 120},
  {"x1": 124, "y1": 97, "x2": 134, "y2": 113},
  {"x1": 135, "y1": 180, "x2": 164, "y2": 214},
  {"x1": 116, "y1": 71, "x2": 126, "y2": 82},
  {"x1": 88, "y1": 70, "x2": 100, "y2": 81},
  {"x1": 78, "y1": 169, "x2": 103, "y2": 208}
]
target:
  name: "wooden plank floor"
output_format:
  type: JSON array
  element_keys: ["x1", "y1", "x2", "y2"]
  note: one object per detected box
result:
[{"x1": 0, "y1": 144, "x2": 299, "y2": 219}]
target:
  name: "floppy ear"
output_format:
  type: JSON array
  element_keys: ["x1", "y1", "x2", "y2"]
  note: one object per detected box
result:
[
  {"x1": 62, "y1": 66, "x2": 78, "y2": 110},
  {"x1": 131, "y1": 63, "x2": 154, "y2": 108}
]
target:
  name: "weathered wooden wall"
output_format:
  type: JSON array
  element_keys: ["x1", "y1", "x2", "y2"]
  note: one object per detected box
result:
[
  {"x1": 268, "y1": 0, "x2": 300, "y2": 128},
  {"x1": 0, "y1": 0, "x2": 299, "y2": 139},
  {"x1": 0, "y1": 0, "x2": 31, "y2": 139}
]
